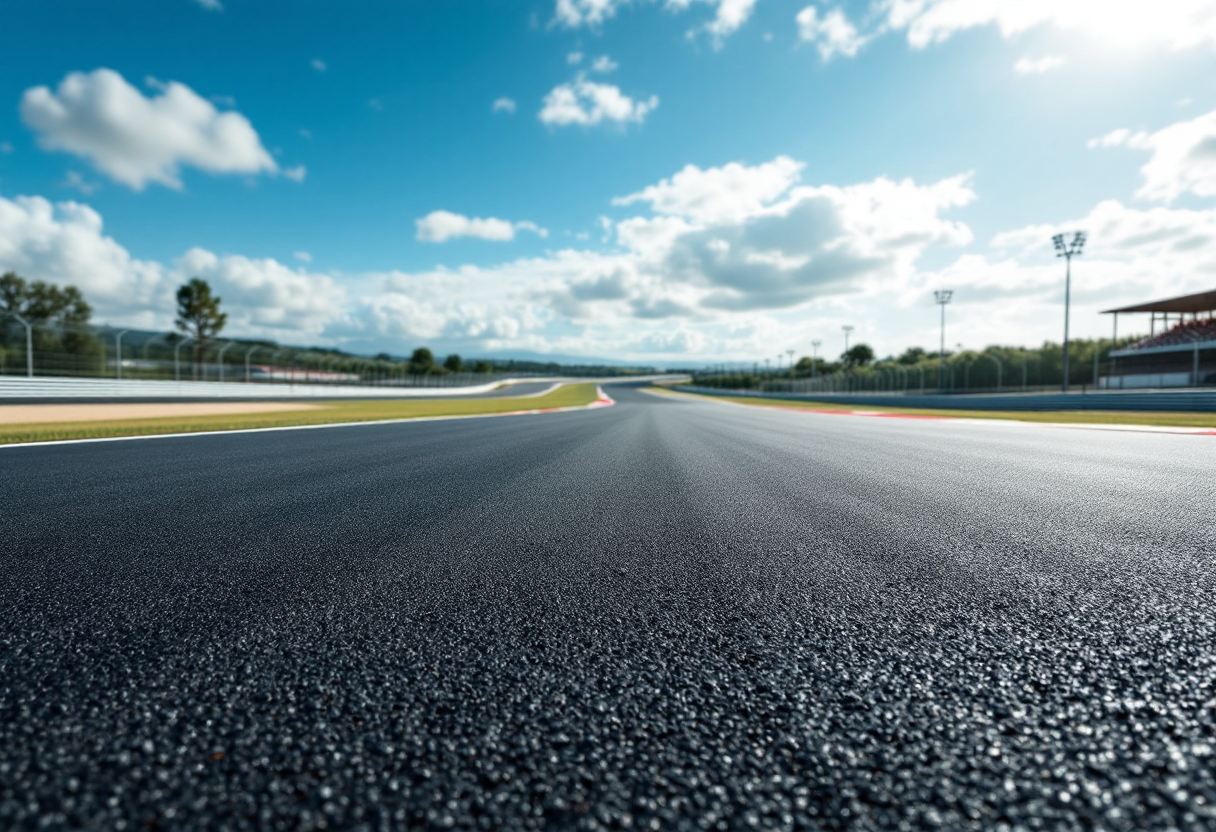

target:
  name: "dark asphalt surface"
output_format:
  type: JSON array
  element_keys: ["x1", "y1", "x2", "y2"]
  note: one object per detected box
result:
[{"x1": 2, "y1": 385, "x2": 1214, "y2": 830}]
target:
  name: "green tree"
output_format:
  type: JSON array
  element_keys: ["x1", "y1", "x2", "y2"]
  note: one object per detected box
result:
[
  {"x1": 409, "y1": 347, "x2": 435, "y2": 375},
  {"x1": 175, "y1": 278, "x2": 227, "y2": 375},
  {"x1": 444, "y1": 354, "x2": 463, "y2": 373},
  {"x1": 842, "y1": 343, "x2": 875, "y2": 368},
  {"x1": 472, "y1": 360, "x2": 493, "y2": 374},
  {"x1": 0, "y1": 272, "x2": 100, "y2": 372},
  {"x1": 897, "y1": 346, "x2": 927, "y2": 365}
]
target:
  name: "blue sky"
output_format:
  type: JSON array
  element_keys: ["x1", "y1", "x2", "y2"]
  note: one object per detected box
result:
[{"x1": 3, "y1": 0, "x2": 1216, "y2": 363}]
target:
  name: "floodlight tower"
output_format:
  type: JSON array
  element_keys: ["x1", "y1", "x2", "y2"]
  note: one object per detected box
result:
[
  {"x1": 786, "y1": 349, "x2": 795, "y2": 378},
  {"x1": 810, "y1": 340, "x2": 822, "y2": 380},
  {"x1": 842, "y1": 325, "x2": 854, "y2": 353},
  {"x1": 1053, "y1": 230, "x2": 1087, "y2": 392},
  {"x1": 934, "y1": 290, "x2": 953, "y2": 392}
]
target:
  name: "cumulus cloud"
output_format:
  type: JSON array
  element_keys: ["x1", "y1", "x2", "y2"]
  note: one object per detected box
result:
[
  {"x1": 796, "y1": 6, "x2": 867, "y2": 59},
  {"x1": 614, "y1": 156, "x2": 805, "y2": 223},
  {"x1": 539, "y1": 75, "x2": 658, "y2": 127},
  {"x1": 20, "y1": 69, "x2": 277, "y2": 190},
  {"x1": 901, "y1": 0, "x2": 1216, "y2": 52},
  {"x1": 553, "y1": 0, "x2": 756, "y2": 42},
  {"x1": 568, "y1": 51, "x2": 584, "y2": 64},
  {"x1": 492, "y1": 97, "x2": 517, "y2": 114},
  {"x1": 671, "y1": 0, "x2": 759, "y2": 44},
  {"x1": 177, "y1": 249, "x2": 346, "y2": 337},
  {"x1": 646, "y1": 171, "x2": 976, "y2": 311},
  {"x1": 1014, "y1": 55, "x2": 1064, "y2": 74},
  {"x1": 0, "y1": 194, "x2": 167, "y2": 319},
  {"x1": 0, "y1": 192, "x2": 350, "y2": 337},
  {"x1": 415, "y1": 211, "x2": 548, "y2": 243},
  {"x1": 1090, "y1": 109, "x2": 1216, "y2": 202},
  {"x1": 283, "y1": 165, "x2": 307, "y2": 183},
  {"x1": 591, "y1": 55, "x2": 619, "y2": 72},
  {"x1": 799, "y1": 1, "x2": 1216, "y2": 62}
]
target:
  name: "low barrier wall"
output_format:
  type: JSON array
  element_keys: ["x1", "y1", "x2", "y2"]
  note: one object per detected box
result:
[
  {"x1": 0, "y1": 376, "x2": 506, "y2": 400},
  {"x1": 680, "y1": 386, "x2": 1216, "y2": 413}
]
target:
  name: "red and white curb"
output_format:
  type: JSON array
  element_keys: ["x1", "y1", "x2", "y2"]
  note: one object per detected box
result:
[
  {"x1": 0, "y1": 386, "x2": 617, "y2": 449},
  {"x1": 657, "y1": 389, "x2": 1216, "y2": 436}
]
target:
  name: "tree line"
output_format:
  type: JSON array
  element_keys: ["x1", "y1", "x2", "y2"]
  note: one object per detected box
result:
[{"x1": 694, "y1": 338, "x2": 1144, "y2": 392}]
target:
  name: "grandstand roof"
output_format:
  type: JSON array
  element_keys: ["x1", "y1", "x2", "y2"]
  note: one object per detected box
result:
[{"x1": 1103, "y1": 288, "x2": 1216, "y2": 315}]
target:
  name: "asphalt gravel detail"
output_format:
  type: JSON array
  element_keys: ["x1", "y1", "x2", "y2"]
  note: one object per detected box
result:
[{"x1": 1, "y1": 385, "x2": 1214, "y2": 830}]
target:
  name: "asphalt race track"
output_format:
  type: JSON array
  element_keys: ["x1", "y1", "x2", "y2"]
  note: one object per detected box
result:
[{"x1": 2, "y1": 385, "x2": 1214, "y2": 830}]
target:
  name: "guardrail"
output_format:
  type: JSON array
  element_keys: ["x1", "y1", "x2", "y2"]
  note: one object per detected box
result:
[
  {"x1": 679, "y1": 386, "x2": 1216, "y2": 413},
  {"x1": 0, "y1": 376, "x2": 508, "y2": 400}
]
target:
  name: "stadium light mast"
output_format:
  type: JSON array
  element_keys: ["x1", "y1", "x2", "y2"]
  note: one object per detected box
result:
[
  {"x1": 1053, "y1": 230, "x2": 1087, "y2": 392},
  {"x1": 786, "y1": 349, "x2": 794, "y2": 378},
  {"x1": 842, "y1": 325, "x2": 854, "y2": 353},
  {"x1": 811, "y1": 340, "x2": 821, "y2": 380},
  {"x1": 934, "y1": 290, "x2": 952, "y2": 393}
]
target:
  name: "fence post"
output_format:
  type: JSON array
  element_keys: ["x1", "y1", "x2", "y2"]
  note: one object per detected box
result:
[
  {"x1": 216, "y1": 341, "x2": 235, "y2": 383},
  {"x1": 5, "y1": 312, "x2": 34, "y2": 377},
  {"x1": 173, "y1": 337, "x2": 193, "y2": 382},
  {"x1": 114, "y1": 329, "x2": 131, "y2": 379}
]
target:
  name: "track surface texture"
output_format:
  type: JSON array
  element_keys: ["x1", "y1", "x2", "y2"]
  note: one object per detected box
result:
[{"x1": 2, "y1": 385, "x2": 1214, "y2": 831}]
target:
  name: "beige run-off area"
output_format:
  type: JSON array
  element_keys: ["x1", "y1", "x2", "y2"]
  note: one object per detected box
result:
[{"x1": 0, "y1": 402, "x2": 321, "y2": 425}]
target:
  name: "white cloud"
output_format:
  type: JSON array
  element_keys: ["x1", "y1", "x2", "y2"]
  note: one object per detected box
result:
[
  {"x1": 62, "y1": 171, "x2": 99, "y2": 195},
  {"x1": 12, "y1": 143, "x2": 1211, "y2": 361},
  {"x1": 283, "y1": 165, "x2": 307, "y2": 183},
  {"x1": 294, "y1": 251, "x2": 312, "y2": 263},
  {"x1": 591, "y1": 55, "x2": 619, "y2": 72},
  {"x1": 192, "y1": 0, "x2": 223, "y2": 11},
  {"x1": 0, "y1": 142, "x2": 13, "y2": 154},
  {"x1": 886, "y1": 0, "x2": 1216, "y2": 53},
  {"x1": 614, "y1": 156, "x2": 805, "y2": 223},
  {"x1": 178, "y1": 249, "x2": 346, "y2": 337},
  {"x1": 1090, "y1": 109, "x2": 1216, "y2": 202},
  {"x1": 415, "y1": 210, "x2": 548, "y2": 243},
  {"x1": 671, "y1": 0, "x2": 759, "y2": 44},
  {"x1": 795, "y1": 1, "x2": 1216, "y2": 64},
  {"x1": 0, "y1": 192, "x2": 348, "y2": 336},
  {"x1": 0, "y1": 194, "x2": 166, "y2": 320},
  {"x1": 1014, "y1": 55, "x2": 1064, "y2": 74},
  {"x1": 568, "y1": 51, "x2": 584, "y2": 64},
  {"x1": 20, "y1": 69, "x2": 277, "y2": 191},
  {"x1": 539, "y1": 75, "x2": 658, "y2": 127},
  {"x1": 492, "y1": 97, "x2": 517, "y2": 114},
  {"x1": 797, "y1": 6, "x2": 867, "y2": 59},
  {"x1": 553, "y1": 0, "x2": 756, "y2": 42},
  {"x1": 311, "y1": 59, "x2": 327, "y2": 72}
]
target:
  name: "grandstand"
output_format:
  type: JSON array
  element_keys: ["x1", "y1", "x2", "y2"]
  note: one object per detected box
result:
[{"x1": 1104, "y1": 288, "x2": 1216, "y2": 388}]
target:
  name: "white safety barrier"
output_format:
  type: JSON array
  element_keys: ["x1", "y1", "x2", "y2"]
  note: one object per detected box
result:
[{"x1": 0, "y1": 376, "x2": 510, "y2": 400}]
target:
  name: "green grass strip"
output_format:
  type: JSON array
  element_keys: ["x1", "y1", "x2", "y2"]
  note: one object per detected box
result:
[
  {"x1": 653, "y1": 387, "x2": 1216, "y2": 429},
  {"x1": 0, "y1": 384, "x2": 601, "y2": 445}
]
